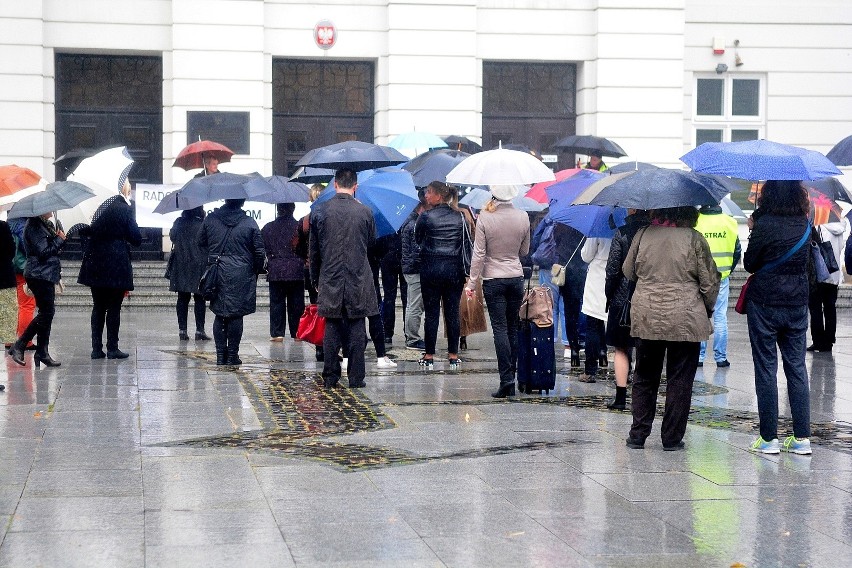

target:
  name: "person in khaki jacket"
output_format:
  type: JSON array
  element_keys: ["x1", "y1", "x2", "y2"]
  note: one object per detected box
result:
[{"x1": 623, "y1": 206, "x2": 720, "y2": 451}]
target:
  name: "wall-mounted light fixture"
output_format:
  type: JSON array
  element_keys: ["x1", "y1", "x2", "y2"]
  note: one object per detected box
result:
[
  {"x1": 716, "y1": 63, "x2": 728, "y2": 74},
  {"x1": 734, "y1": 39, "x2": 743, "y2": 67}
]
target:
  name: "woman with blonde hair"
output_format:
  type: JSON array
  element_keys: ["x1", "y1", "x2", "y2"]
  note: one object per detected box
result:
[
  {"x1": 415, "y1": 181, "x2": 468, "y2": 369},
  {"x1": 465, "y1": 185, "x2": 530, "y2": 397}
]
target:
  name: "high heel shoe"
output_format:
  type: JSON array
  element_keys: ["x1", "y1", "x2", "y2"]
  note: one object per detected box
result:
[
  {"x1": 418, "y1": 356, "x2": 434, "y2": 370},
  {"x1": 7, "y1": 344, "x2": 25, "y2": 366},
  {"x1": 34, "y1": 353, "x2": 61, "y2": 368}
]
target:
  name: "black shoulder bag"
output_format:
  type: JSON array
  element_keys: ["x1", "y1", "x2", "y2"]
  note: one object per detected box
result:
[{"x1": 198, "y1": 226, "x2": 235, "y2": 301}]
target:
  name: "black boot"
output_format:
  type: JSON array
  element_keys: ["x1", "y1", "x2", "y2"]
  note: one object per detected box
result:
[
  {"x1": 216, "y1": 350, "x2": 227, "y2": 365},
  {"x1": 227, "y1": 350, "x2": 242, "y2": 366},
  {"x1": 7, "y1": 341, "x2": 25, "y2": 366},
  {"x1": 570, "y1": 348, "x2": 581, "y2": 368},
  {"x1": 491, "y1": 382, "x2": 516, "y2": 398},
  {"x1": 607, "y1": 386, "x2": 627, "y2": 410},
  {"x1": 178, "y1": 330, "x2": 189, "y2": 341},
  {"x1": 34, "y1": 352, "x2": 61, "y2": 368}
]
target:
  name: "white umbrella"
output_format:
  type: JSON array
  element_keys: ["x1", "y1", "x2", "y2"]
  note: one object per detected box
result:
[
  {"x1": 59, "y1": 146, "x2": 133, "y2": 228},
  {"x1": 446, "y1": 144, "x2": 555, "y2": 186}
]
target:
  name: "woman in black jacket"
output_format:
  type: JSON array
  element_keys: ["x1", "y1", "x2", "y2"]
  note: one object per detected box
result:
[
  {"x1": 78, "y1": 186, "x2": 143, "y2": 359},
  {"x1": 414, "y1": 181, "x2": 467, "y2": 369},
  {"x1": 8, "y1": 213, "x2": 66, "y2": 367},
  {"x1": 198, "y1": 198, "x2": 265, "y2": 365},
  {"x1": 0, "y1": 220, "x2": 17, "y2": 348},
  {"x1": 603, "y1": 209, "x2": 650, "y2": 410},
  {"x1": 168, "y1": 206, "x2": 209, "y2": 341}
]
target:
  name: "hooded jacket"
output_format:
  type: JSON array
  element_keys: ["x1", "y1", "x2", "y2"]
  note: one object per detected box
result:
[
  {"x1": 168, "y1": 207, "x2": 207, "y2": 293},
  {"x1": 198, "y1": 203, "x2": 265, "y2": 317},
  {"x1": 817, "y1": 219, "x2": 849, "y2": 286}
]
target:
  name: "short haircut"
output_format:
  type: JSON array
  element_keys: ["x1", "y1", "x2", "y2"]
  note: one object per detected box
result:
[
  {"x1": 335, "y1": 168, "x2": 358, "y2": 189},
  {"x1": 650, "y1": 206, "x2": 699, "y2": 228},
  {"x1": 277, "y1": 202, "x2": 295, "y2": 216}
]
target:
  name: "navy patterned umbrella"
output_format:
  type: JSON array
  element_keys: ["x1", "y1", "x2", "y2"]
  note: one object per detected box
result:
[{"x1": 681, "y1": 140, "x2": 841, "y2": 181}]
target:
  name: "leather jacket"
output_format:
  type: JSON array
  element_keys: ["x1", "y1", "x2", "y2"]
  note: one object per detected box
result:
[
  {"x1": 23, "y1": 216, "x2": 64, "y2": 284},
  {"x1": 415, "y1": 203, "x2": 464, "y2": 259}
]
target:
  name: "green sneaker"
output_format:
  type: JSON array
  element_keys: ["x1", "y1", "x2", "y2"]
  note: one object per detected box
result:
[
  {"x1": 782, "y1": 436, "x2": 812, "y2": 455},
  {"x1": 750, "y1": 436, "x2": 780, "y2": 454}
]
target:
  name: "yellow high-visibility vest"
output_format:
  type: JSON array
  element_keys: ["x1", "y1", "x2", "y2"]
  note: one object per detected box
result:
[{"x1": 696, "y1": 212, "x2": 738, "y2": 279}]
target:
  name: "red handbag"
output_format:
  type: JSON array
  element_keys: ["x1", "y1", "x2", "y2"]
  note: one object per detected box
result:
[
  {"x1": 734, "y1": 275, "x2": 753, "y2": 315},
  {"x1": 296, "y1": 304, "x2": 326, "y2": 345}
]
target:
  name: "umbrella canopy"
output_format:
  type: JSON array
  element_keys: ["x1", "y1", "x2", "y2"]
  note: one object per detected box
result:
[
  {"x1": 446, "y1": 146, "x2": 555, "y2": 186},
  {"x1": 826, "y1": 135, "x2": 852, "y2": 166},
  {"x1": 575, "y1": 168, "x2": 732, "y2": 209},
  {"x1": 311, "y1": 169, "x2": 419, "y2": 237},
  {"x1": 387, "y1": 131, "x2": 448, "y2": 153},
  {"x1": 294, "y1": 141, "x2": 409, "y2": 172},
  {"x1": 252, "y1": 177, "x2": 311, "y2": 204},
  {"x1": 552, "y1": 135, "x2": 627, "y2": 158},
  {"x1": 8, "y1": 181, "x2": 95, "y2": 219},
  {"x1": 606, "y1": 161, "x2": 659, "y2": 175},
  {"x1": 0, "y1": 165, "x2": 44, "y2": 207},
  {"x1": 806, "y1": 177, "x2": 852, "y2": 203},
  {"x1": 545, "y1": 169, "x2": 606, "y2": 204},
  {"x1": 153, "y1": 172, "x2": 274, "y2": 214},
  {"x1": 525, "y1": 168, "x2": 582, "y2": 203},
  {"x1": 443, "y1": 135, "x2": 482, "y2": 154},
  {"x1": 289, "y1": 166, "x2": 335, "y2": 184},
  {"x1": 458, "y1": 187, "x2": 544, "y2": 212},
  {"x1": 402, "y1": 149, "x2": 471, "y2": 188},
  {"x1": 173, "y1": 140, "x2": 234, "y2": 171},
  {"x1": 60, "y1": 146, "x2": 134, "y2": 227},
  {"x1": 496, "y1": 143, "x2": 541, "y2": 160},
  {"x1": 680, "y1": 139, "x2": 842, "y2": 181},
  {"x1": 549, "y1": 205, "x2": 627, "y2": 238},
  {"x1": 719, "y1": 197, "x2": 746, "y2": 220}
]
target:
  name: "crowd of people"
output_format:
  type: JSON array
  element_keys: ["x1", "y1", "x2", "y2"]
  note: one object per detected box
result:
[{"x1": 3, "y1": 154, "x2": 845, "y2": 457}]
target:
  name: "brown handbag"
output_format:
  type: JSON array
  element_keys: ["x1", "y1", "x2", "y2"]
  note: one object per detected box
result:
[{"x1": 519, "y1": 284, "x2": 554, "y2": 328}]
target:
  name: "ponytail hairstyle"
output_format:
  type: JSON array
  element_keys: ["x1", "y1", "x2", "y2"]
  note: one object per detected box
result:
[{"x1": 426, "y1": 181, "x2": 454, "y2": 206}]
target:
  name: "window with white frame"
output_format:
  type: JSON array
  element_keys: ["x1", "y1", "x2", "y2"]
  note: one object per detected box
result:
[{"x1": 693, "y1": 74, "x2": 765, "y2": 146}]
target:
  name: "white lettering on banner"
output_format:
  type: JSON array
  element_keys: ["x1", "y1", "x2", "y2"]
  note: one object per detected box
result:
[{"x1": 541, "y1": 154, "x2": 558, "y2": 163}]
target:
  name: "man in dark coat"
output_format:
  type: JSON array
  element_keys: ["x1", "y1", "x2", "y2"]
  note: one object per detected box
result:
[
  {"x1": 261, "y1": 202, "x2": 305, "y2": 341},
  {"x1": 77, "y1": 190, "x2": 142, "y2": 359},
  {"x1": 198, "y1": 199, "x2": 265, "y2": 366},
  {"x1": 310, "y1": 168, "x2": 378, "y2": 388}
]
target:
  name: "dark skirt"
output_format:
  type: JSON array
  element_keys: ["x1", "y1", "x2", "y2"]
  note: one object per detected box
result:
[{"x1": 605, "y1": 303, "x2": 634, "y2": 350}]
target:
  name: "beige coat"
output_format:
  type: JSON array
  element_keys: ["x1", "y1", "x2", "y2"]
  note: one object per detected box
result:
[{"x1": 623, "y1": 225, "x2": 720, "y2": 342}]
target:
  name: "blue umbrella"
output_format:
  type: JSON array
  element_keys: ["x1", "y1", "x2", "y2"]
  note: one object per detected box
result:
[
  {"x1": 295, "y1": 141, "x2": 409, "y2": 172},
  {"x1": 606, "y1": 161, "x2": 658, "y2": 175},
  {"x1": 549, "y1": 204, "x2": 627, "y2": 238},
  {"x1": 403, "y1": 149, "x2": 471, "y2": 187},
  {"x1": 387, "y1": 131, "x2": 448, "y2": 153},
  {"x1": 545, "y1": 169, "x2": 606, "y2": 204},
  {"x1": 680, "y1": 139, "x2": 841, "y2": 181},
  {"x1": 153, "y1": 172, "x2": 273, "y2": 213},
  {"x1": 311, "y1": 169, "x2": 418, "y2": 237}
]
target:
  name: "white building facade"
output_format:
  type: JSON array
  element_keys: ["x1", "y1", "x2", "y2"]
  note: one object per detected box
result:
[{"x1": 1, "y1": 0, "x2": 851, "y2": 184}]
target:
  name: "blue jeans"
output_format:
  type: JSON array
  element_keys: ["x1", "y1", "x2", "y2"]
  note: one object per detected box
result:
[
  {"x1": 700, "y1": 276, "x2": 729, "y2": 362},
  {"x1": 539, "y1": 269, "x2": 568, "y2": 345},
  {"x1": 746, "y1": 301, "x2": 810, "y2": 440},
  {"x1": 483, "y1": 277, "x2": 525, "y2": 386}
]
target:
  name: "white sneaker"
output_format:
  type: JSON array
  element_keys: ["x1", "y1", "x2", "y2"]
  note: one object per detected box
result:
[
  {"x1": 563, "y1": 348, "x2": 571, "y2": 359},
  {"x1": 341, "y1": 358, "x2": 348, "y2": 374},
  {"x1": 377, "y1": 356, "x2": 397, "y2": 369}
]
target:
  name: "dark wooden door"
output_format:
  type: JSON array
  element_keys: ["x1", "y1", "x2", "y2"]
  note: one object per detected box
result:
[
  {"x1": 272, "y1": 60, "x2": 375, "y2": 177},
  {"x1": 55, "y1": 54, "x2": 164, "y2": 260}
]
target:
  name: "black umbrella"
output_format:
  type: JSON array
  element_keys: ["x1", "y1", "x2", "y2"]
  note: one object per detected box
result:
[
  {"x1": 442, "y1": 135, "x2": 482, "y2": 154},
  {"x1": 7, "y1": 180, "x2": 95, "y2": 219},
  {"x1": 153, "y1": 172, "x2": 274, "y2": 214},
  {"x1": 552, "y1": 135, "x2": 627, "y2": 158},
  {"x1": 606, "y1": 161, "x2": 658, "y2": 174},
  {"x1": 294, "y1": 141, "x2": 408, "y2": 172},
  {"x1": 402, "y1": 149, "x2": 471, "y2": 187},
  {"x1": 575, "y1": 168, "x2": 732, "y2": 209},
  {"x1": 496, "y1": 143, "x2": 541, "y2": 160},
  {"x1": 806, "y1": 177, "x2": 852, "y2": 203},
  {"x1": 827, "y1": 135, "x2": 852, "y2": 166},
  {"x1": 289, "y1": 166, "x2": 335, "y2": 184},
  {"x1": 253, "y1": 177, "x2": 311, "y2": 204}
]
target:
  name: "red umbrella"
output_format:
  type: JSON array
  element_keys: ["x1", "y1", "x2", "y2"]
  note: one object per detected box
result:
[
  {"x1": 524, "y1": 168, "x2": 582, "y2": 203},
  {"x1": 0, "y1": 165, "x2": 43, "y2": 207},
  {"x1": 173, "y1": 140, "x2": 234, "y2": 171}
]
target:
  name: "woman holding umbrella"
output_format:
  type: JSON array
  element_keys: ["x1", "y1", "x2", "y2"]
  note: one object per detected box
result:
[
  {"x1": 7, "y1": 213, "x2": 66, "y2": 367},
  {"x1": 78, "y1": 180, "x2": 143, "y2": 359}
]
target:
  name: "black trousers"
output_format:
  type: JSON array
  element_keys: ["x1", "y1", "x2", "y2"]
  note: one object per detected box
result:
[
  {"x1": 421, "y1": 276, "x2": 464, "y2": 356},
  {"x1": 629, "y1": 339, "x2": 700, "y2": 447},
  {"x1": 176, "y1": 292, "x2": 206, "y2": 333},
  {"x1": 18, "y1": 277, "x2": 55, "y2": 356},
  {"x1": 269, "y1": 280, "x2": 305, "y2": 338},
  {"x1": 90, "y1": 287, "x2": 126, "y2": 351},
  {"x1": 380, "y1": 258, "x2": 407, "y2": 339},
  {"x1": 213, "y1": 315, "x2": 244, "y2": 355},
  {"x1": 482, "y1": 277, "x2": 524, "y2": 386},
  {"x1": 323, "y1": 313, "x2": 367, "y2": 385},
  {"x1": 584, "y1": 316, "x2": 606, "y2": 376},
  {"x1": 808, "y1": 282, "x2": 838, "y2": 349}
]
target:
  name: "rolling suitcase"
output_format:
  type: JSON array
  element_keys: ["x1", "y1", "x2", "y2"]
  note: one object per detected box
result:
[{"x1": 516, "y1": 320, "x2": 556, "y2": 394}]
